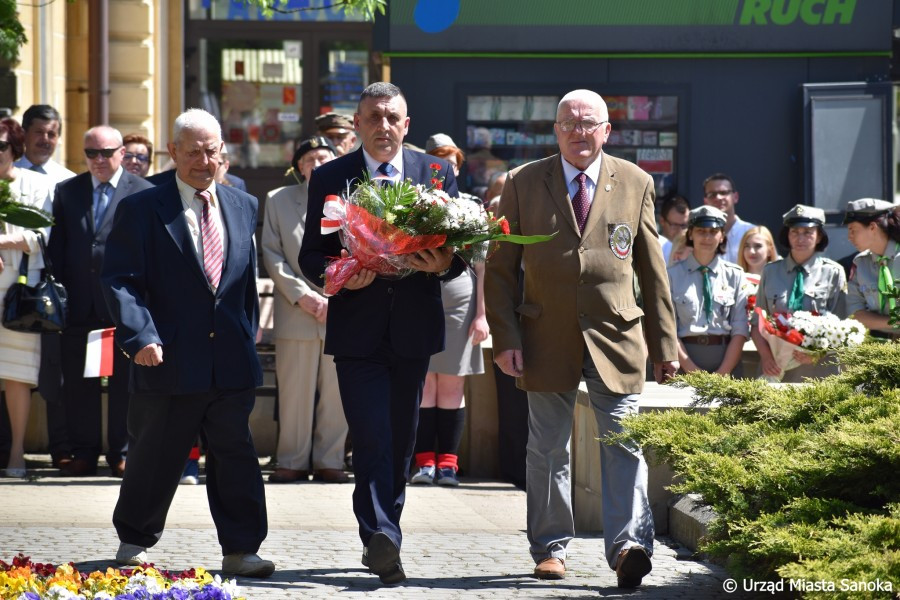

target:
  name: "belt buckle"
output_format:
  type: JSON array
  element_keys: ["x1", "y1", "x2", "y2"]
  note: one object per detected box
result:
[{"x1": 697, "y1": 335, "x2": 710, "y2": 346}]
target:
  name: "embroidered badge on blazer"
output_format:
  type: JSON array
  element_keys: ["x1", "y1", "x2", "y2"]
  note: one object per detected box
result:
[{"x1": 608, "y1": 223, "x2": 633, "y2": 260}]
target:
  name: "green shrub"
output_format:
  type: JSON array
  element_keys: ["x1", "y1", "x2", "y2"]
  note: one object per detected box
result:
[{"x1": 616, "y1": 342, "x2": 900, "y2": 594}]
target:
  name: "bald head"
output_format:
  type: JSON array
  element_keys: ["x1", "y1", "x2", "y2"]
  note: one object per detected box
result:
[
  {"x1": 554, "y1": 89, "x2": 611, "y2": 171},
  {"x1": 557, "y1": 90, "x2": 608, "y2": 122}
]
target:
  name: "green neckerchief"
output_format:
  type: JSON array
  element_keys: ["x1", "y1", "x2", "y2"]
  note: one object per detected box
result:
[
  {"x1": 788, "y1": 264, "x2": 806, "y2": 312},
  {"x1": 877, "y1": 253, "x2": 896, "y2": 313},
  {"x1": 698, "y1": 265, "x2": 713, "y2": 321}
]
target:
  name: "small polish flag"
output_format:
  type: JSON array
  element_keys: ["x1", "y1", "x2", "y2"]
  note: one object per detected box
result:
[{"x1": 84, "y1": 327, "x2": 116, "y2": 378}]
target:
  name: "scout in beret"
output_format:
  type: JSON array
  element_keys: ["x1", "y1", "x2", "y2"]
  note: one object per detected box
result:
[
  {"x1": 778, "y1": 203, "x2": 828, "y2": 252},
  {"x1": 289, "y1": 135, "x2": 337, "y2": 183},
  {"x1": 752, "y1": 203, "x2": 846, "y2": 381},
  {"x1": 668, "y1": 203, "x2": 749, "y2": 377},
  {"x1": 315, "y1": 112, "x2": 357, "y2": 156},
  {"x1": 844, "y1": 198, "x2": 900, "y2": 336}
]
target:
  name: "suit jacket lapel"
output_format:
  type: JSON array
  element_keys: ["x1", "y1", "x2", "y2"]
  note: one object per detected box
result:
[
  {"x1": 99, "y1": 172, "x2": 130, "y2": 233},
  {"x1": 545, "y1": 156, "x2": 581, "y2": 237},
  {"x1": 582, "y1": 153, "x2": 617, "y2": 238},
  {"x1": 156, "y1": 180, "x2": 208, "y2": 288},
  {"x1": 216, "y1": 186, "x2": 244, "y2": 296}
]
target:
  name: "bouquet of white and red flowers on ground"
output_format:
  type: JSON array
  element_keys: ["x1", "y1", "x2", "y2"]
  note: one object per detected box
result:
[
  {"x1": 319, "y1": 164, "x2": 554, "y2": 295},
  {"x1": 755, "y1": 307, "x2": 866, "y2": 380}
]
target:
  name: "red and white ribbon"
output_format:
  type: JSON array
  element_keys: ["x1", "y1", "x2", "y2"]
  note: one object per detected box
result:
[{"x1": 321, "y1": 195, "x2": 346, "y2": 235}]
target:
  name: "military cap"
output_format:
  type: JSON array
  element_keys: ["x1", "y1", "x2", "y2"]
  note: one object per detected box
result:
[
  {"x1": 425, "y1": 133, "x2": 456, "y2": 153},
  {"x1": 315, "y1": 112, "x2": 353, "y2": 133},
  {"x1": 291, "y1": 135, "x2": 336, "y2": 174},
  {"x1": 782, "y1": 204, "x2": 825, "y2": 227},
  {"x1": 843, "y1": 198, "x2": 896, "y2": 224},
  {"x1": 689, "y1": 205, "x2": 727, "y2": 229}
]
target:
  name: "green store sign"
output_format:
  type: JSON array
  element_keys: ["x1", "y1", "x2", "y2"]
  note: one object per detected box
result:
[{"x1": 387, "y1": 0, "x2": 888, "y2": 54}]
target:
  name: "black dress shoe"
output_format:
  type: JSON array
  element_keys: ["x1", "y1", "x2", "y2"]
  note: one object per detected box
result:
[
  {"x1": 367, "y1": 532, "x2": 406, "y2": 585},
  {"x1": 616, "y1": 546, "x2": 652, "y2": 588},
  {"x1": 60, "y1": 458, "x2": 97, "y2": 477},
  {"x1": 51, "y1": 452, "x2": 73, "y2": 469}
]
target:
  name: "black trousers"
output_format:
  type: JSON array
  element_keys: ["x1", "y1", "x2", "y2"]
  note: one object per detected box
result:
[
  {"x1": 112, "y1": 387, "x2": 268, "y2": 555},
  {"x1": 334, "y1": 340, "x2": 428, "y2": 550},
  {"x1": 61, "y1": 325, "x2": 130, "y2": 465}
]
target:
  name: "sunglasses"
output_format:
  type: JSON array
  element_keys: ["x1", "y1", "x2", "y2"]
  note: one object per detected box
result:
[
  {"x1": 124, "y1": 152, "x2": 150, "y2": 163},
  {"x1": 84, "y1": 147, "x2": 121, "y2": 159},
  {"x1": 0, "y1": 140, "x2": 10, "y2": 152}
]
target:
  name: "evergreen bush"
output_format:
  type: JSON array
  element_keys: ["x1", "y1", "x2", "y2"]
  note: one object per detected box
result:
[{"x1": 617, "y1": 343, "x2": 900, "y2": 599}]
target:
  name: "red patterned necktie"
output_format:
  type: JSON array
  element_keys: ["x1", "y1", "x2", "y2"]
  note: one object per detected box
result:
[
  {"x1": 572, "y1": 172, "x2": 590, "y2": 233},
  {"x1": 195, "y1": 190, "x2": 223, "y2": 289}
]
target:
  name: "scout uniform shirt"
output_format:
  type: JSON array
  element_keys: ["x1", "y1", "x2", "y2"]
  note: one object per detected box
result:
[
  {"x1": 846, "y1": 240, "x2": 900, "y2": 317},
  {"x1": 756, "y1": 254, "x2": 847, "y2": 318},
  {"x1": 667, "y1": 254, "x2": 749, "y2": 339}
]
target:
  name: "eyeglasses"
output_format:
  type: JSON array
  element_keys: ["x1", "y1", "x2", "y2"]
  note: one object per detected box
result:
[
  {"x1": 704, "y1": 190, "x2": 734, "y2": 199},
  {"x1": 556, "y1": 119, "x2": 607, "y2": 133},
  {"x1": 84, "y1": 147, "x2": 121, "y2": 159},
  {"x1": 0, "y1": 141, "x2": 10, "y2": 152},
  {"x1": 124, "y1": 152, "x2": 150, "y2": 163},
  {"x1": 662, "y1": 217, "x2": 689, "y2": 230}
]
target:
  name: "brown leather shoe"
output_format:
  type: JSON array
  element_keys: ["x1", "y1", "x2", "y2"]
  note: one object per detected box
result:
[
  {"x1": 616, "y1": 546, "x2": 652, "y2": 588},
  {"x1": 533, "y1": 557, "x2": 565, "y2": 579},
  {"x1": 110, "y1": 459, "x2": 126, "y2": 478},
  {"x1": 313, "y1": 468, "x2": 349, "y2": 483},
  {"x1": 268, "y1": 468, "x2": 308, "y2": 483},
  {"x1": 60, "y1": 458, "x2": 97, "y2": 477}
]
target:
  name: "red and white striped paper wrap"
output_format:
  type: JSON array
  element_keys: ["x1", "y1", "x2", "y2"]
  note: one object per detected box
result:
[{"x1": 84, "y1": 327, "x2": 116, "y2": 378}]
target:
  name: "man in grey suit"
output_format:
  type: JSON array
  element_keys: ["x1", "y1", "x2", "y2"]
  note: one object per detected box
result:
[
  {"x1": 261, "y1": 135, "x2": 348, "y2": 484},
  {"x1": 48, "y1": 125, "x2": 154, "y2": 476}
]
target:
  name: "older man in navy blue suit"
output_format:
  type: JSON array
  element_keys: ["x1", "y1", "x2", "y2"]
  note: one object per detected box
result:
[
  {"x1": 300, "y1": 82, "x2": 463, "y2": 585},
  {"x1": 48, "y1": 125, "x2": 154, "y2": 477},
  {"x1": 101, "y1": 109, "x2": 273, "y2": 577}
]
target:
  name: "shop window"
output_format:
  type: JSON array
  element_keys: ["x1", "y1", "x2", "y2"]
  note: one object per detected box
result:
[
  {"x1": 189, "y1": 0, "x2": 366, "y2": 21},
  {"x1": 318, "y1": 41, "x2": 369, "y2": 115},
  {"x1": 465, "y1": 94, "x2": 679, "y2": 198},
  {"x1": 201, "y1": 40, "x2": 304, "y2": 168}
]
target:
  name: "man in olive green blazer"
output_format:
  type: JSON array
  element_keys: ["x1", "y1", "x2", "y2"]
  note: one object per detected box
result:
[{"x1": 484, "y1": 89, "x2": 679, "y2": 588}]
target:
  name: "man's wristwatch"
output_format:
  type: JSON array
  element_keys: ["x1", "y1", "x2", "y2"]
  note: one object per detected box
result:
[{"x1": 435, "y1": 267, "x2": 451, "y2": 277}]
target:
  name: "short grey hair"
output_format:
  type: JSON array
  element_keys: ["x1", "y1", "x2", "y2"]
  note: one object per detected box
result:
[
  {"x1": 83, "y1": 125, "x2": 123, "y2": 145},
  {"x1": 173, "y1": 108, "x2": 222, "y2": 144},
  {"x1": 359, "y1": 82, "x2": 405, "y2": 107}
]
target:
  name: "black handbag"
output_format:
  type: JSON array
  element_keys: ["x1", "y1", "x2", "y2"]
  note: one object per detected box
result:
[{"x1": 2, "y1": 232, "x2": 68, "y2": 333}]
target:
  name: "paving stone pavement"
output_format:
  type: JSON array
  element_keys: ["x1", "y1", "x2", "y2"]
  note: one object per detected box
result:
[{"x1": 0, "y1": 456, "x2": 752, "y2": 599}]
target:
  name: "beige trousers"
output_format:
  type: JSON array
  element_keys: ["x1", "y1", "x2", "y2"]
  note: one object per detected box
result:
[{"x1": 274, "y1": 338, "x2": 348, "y2": 470}]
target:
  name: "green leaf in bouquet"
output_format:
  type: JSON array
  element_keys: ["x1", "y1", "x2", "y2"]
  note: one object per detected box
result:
[
  {"x1": 0, "y1": 180, "x2": 54, "y2": 228},
  {"x1": 490, "y1": 232, "x2": 558, "y2": 245}
]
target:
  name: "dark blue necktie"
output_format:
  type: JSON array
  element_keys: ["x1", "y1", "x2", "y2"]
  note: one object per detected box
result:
[{"x1": 94, "y1": 182, "x2": 111, "y2": 230}]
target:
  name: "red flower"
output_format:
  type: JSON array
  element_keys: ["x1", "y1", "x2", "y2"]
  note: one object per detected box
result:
[
  {"x1": 785, "y1": 329, "x2": 804, "y2": 345},
  {"x1": 500, "y1": 218, "x2": 510, "y2": 235},
  {"x1": 434, "y1": 181, "x2": 443, "y2": 190},
  {"x1": 429, "y1": 163, "x2": 442, "y2": 170}
]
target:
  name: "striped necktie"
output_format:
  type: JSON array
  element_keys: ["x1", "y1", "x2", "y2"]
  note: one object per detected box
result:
[{"x1": 195, "y1": 190, "x2": 223, "y2": 290}]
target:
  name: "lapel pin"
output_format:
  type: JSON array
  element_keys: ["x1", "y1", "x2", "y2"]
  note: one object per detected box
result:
[{"x1": 605, "y1": 184, "x2": 612, "y2": 192}]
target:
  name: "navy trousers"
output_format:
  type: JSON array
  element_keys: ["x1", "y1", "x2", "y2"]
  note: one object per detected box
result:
[
  {"x1": 113, "y1": 387, "x2": 268, "y2": 555},
  {"x1": 334, "y1": 340, "x2": 429, "y2": 550}
]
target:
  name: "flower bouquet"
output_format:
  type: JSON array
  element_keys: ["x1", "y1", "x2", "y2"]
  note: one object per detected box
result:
[
  {"x1": 0, "y1": 554, "x2": 245, "y2": 599},
  {"x1": 319, "y1": 164, "x2": 554, "y2": 295},
  {"x1": 754, "y1": 307, "x2": 866, "y2": 381}
]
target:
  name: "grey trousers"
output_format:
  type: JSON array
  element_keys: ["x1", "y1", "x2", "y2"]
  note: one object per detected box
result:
[{"x1": 526, "y1": 351, "x2": 654, "y2": 569}]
